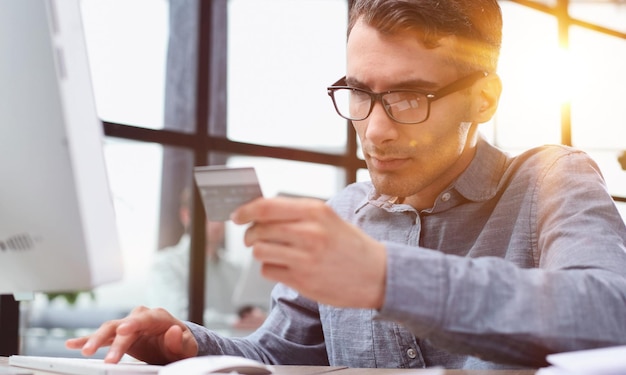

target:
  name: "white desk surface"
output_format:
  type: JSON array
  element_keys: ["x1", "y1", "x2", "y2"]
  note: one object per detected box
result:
[{"x1": 0, "y1": 357, "x2": 536, "y2": 375}]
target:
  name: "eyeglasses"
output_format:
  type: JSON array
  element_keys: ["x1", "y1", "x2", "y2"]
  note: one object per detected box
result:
[{"x1": 327, "y1": 71, "x2": 488, "y2": 125}]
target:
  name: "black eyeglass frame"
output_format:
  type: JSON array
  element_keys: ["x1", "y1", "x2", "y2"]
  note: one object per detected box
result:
[{"x1": 327, "y1": 71, "x2": 489, "y2": 125}]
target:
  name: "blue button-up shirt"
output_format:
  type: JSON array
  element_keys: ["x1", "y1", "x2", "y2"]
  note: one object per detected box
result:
[{"x1": 188, "y1": 137, "x2": 626, "y2": 369}]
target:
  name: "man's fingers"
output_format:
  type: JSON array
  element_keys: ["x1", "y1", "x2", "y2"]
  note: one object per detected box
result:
[
  {"x1": 99, "y1": 322, "x2": 142, "y2": 363},
  {"x1": 163, "y1": 325, "x2": 198, "y2": 361},
  {"x1": 251, "y1": 240, "x2": 307, "y2": 268},
  {"x1": 64, "y1": 306, "x2": 197, "y2": 365},
  {"x1": 71, "y1": 319, "x2": 122, "y2": 357},
  {"x1": 231, "y1": 197, "x2": 325, "y2": 224},
  {"x1": 163, "y1": 325, "x2": 184, "y2": 357},
  {"x1": 244, "y1": 217, "x2": 325, "y2": 251},
  {"x1": 65, "y1": 336, "x2": 88, "y2": 350}
]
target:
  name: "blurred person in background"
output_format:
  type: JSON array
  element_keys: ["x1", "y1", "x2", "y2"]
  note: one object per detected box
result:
[{"x1": 148, "y1": 187, "x2": 266, "y2": 331}]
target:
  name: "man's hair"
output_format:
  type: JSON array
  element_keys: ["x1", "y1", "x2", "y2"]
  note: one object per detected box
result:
[{"x1": 348, "y1": 0, "x2": 502, "y2": 73}]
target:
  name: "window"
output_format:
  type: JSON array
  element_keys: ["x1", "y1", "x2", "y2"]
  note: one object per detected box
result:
[
  {"x1": 77, "y1": 0, "x2": 626, "y2": 316},
  {"x1": 16, "y1": 0, "x2": 626, "y2": 357}
]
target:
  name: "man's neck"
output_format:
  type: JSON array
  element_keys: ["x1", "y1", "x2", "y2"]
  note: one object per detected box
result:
[{"x1": 403, "y1": 131, "x2": 479, "y2": 211}]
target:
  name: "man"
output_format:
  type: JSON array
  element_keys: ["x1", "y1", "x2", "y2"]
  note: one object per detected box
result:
[{"x1": 67, "y1": 0, "x2": 626, "y2": 369}]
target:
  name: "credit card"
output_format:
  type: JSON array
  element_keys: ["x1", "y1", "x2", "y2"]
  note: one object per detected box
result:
[{"x1": 193, "y1": 166, "x2": 263, "y2": 221}]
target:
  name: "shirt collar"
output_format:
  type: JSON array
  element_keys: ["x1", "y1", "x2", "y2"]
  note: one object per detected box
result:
[{"x1": 452, "y1": 136, "x2": 510, "y2": 202}]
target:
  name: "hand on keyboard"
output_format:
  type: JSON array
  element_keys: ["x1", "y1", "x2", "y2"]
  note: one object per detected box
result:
[{"x1": 65, "y1": 306, "x2": 198, "y2": 365}]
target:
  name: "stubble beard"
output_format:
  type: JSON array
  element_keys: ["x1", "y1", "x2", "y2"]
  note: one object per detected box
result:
[{"x1": 368, "y1": 168, "x2": 425, "y2": 199}]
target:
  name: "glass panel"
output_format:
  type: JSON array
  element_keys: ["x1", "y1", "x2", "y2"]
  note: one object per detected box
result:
[
  {"x1": 494, "y1": 3, "x2": 562, "y2": 153},
  {"x1": 80, "y1": 0, "x2": 168, "y2": 129},
  {"x1": 149, "y1": 144, "x2": 194, "y2": 324},
  {"x1": 227, "y1": 0, "x2": 348, "y2": 152},
  {"x1": 569, "y1": 2, "x2": 626, "y2": 34},
  {"x1": 97, "y1": 138, "x2": 163, "y2": 306},
  {"x1": 568, "y1": 27, "x2": 626, "y2": 199},
  {"x1": 21, "y1": 138, "x2": 163, "y2": 358},
  {"x1": 570, "y1": 28, "x2": 626, "y2": 150}
]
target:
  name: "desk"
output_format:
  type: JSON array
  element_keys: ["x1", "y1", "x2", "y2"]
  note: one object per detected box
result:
[
  {"x1": 0, "y1": 357, "x2": 536, "y2": 375},
  {"x1": 335, "y1": 370, "x2": 534, "y2": 375},
  {"x1": 274, "y1": 368, "x2": 535, "y2": 375}
]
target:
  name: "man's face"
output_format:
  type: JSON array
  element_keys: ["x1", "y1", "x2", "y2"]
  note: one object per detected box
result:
[{"x1": 347, "y1": 20, "x2": 479, "y2": 208}]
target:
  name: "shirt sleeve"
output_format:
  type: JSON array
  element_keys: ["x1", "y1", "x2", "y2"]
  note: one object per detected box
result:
[
  {"x1": 378, "y1": 150, "x2": 626, "y2": 367},
  {"x1": 188, "y1": 283, "x2": 329, "y2": 365}
]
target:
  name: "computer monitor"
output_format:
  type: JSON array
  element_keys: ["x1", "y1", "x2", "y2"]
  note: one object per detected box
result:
[{"x1": 0, "y1": 0, "x2": 123, "y2": 295}]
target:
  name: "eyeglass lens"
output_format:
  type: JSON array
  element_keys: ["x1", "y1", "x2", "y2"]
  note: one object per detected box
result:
[{"x1": 331, "y1": 88, "x2": 429, "y2": 123}]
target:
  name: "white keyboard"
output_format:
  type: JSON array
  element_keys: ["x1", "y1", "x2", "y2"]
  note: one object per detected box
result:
[{"x1": 9, "y1": 355, "x2": 163, "y2": 375}]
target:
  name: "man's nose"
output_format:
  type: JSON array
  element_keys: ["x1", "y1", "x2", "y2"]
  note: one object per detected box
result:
[{"x1": 363, "y1": 101, "x2": 399, "y2": 144}]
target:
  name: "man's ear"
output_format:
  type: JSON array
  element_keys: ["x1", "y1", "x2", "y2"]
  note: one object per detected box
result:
[{"x1": 472, "y1": 73, "x2": 502, "y2": 124}]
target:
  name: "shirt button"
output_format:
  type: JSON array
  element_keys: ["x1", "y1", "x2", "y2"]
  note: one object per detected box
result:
[
  {"x1": 406, "y1": 348, "x2": 417, "y2": 359},
  {"x1": 441, "y1": 192, "x2": 451, "y2": 202}
]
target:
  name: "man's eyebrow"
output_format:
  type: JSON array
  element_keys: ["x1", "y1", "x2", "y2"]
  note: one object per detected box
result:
[{"x1": 345, "y1": 77, "x2": 440, "y2": 91}]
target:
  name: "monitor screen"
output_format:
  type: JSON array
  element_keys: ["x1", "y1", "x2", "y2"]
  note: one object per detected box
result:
[{"x1": 0, "y1": 0, "x2": 123, "y2": 294}]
